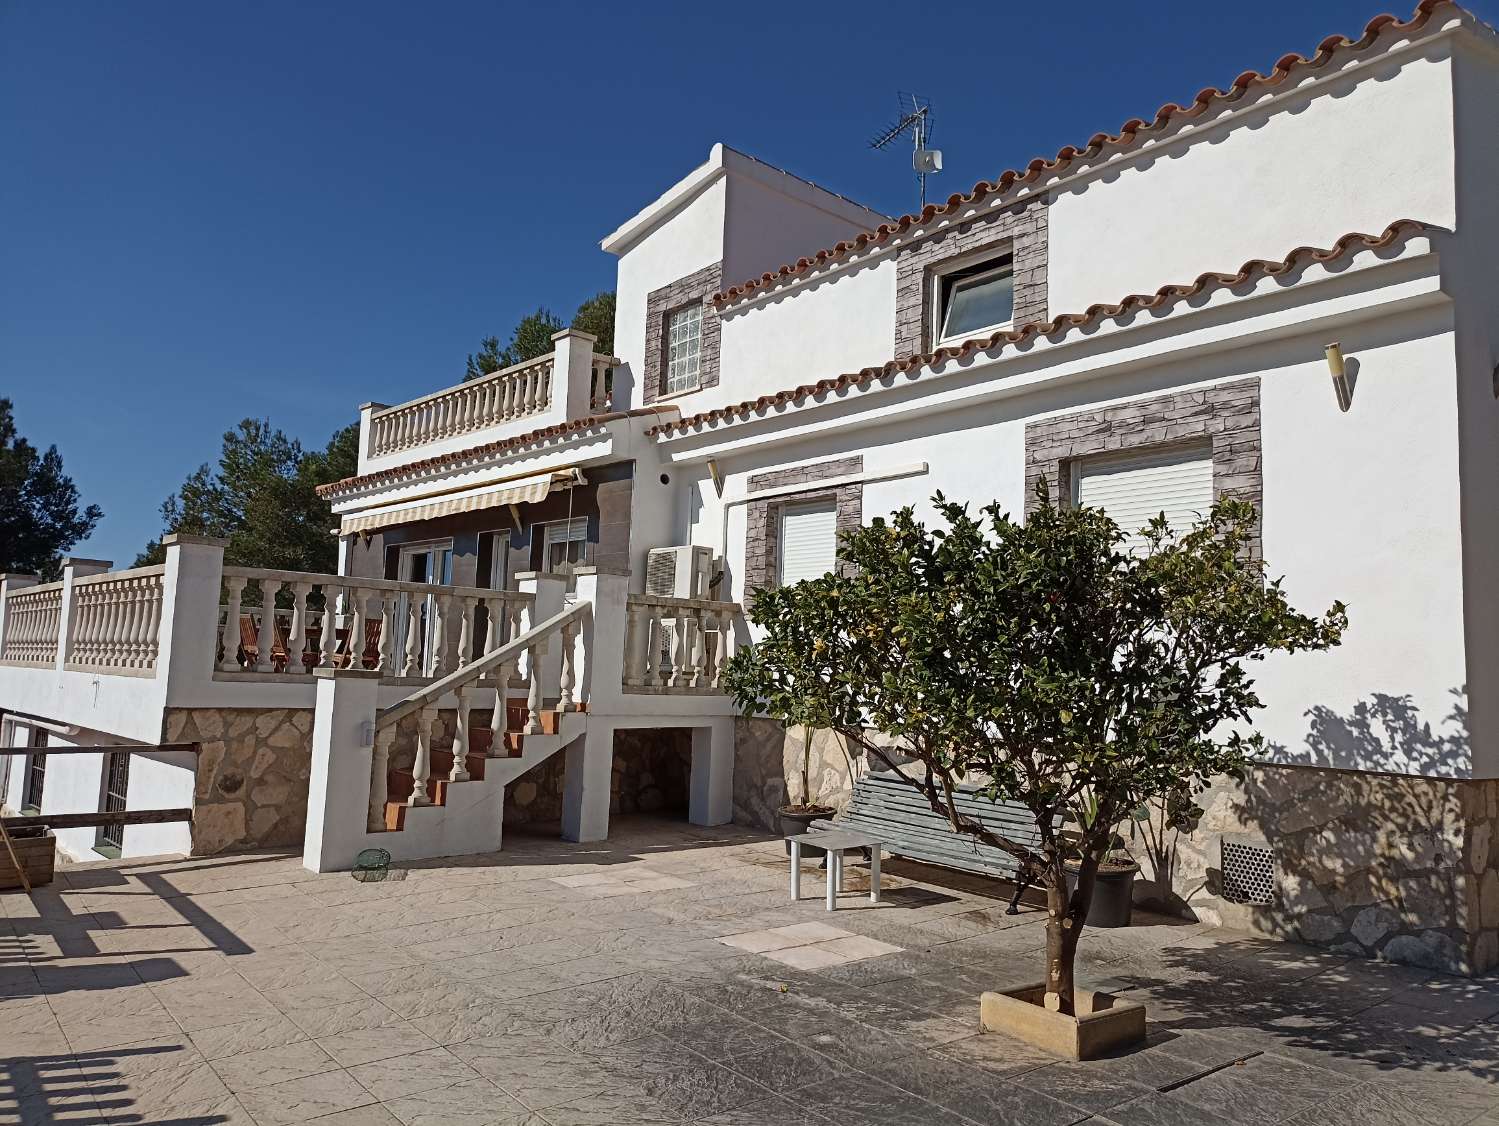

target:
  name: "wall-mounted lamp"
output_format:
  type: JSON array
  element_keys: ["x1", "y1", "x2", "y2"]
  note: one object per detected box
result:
[
  {"x1": 706, "y1": 457, "x2": 724, "y2": 498},
  {"x1": 1325, "y1": 342, "x2": 1353, "y2": 412}
]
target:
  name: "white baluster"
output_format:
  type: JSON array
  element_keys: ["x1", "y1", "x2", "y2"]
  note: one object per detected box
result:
[
  {"x1": 319, "y1": 586, "x2": 338, "y2": 669},
  {"x1": 402, "y1": 596, "x2": 422, "y2": 676},
  {"x1": 409, "y1": 705, "x2": 434, "y2": 806},
  {"x1": 144, "y1": 579, "x2": 163, "y2": 669},
  {"x1": 255, "y1": 578, "x2": 278, "y2": 673},
  {"x1": 688, "y1": 610, "x2": 706, "y2": 688},
  {"x1": 345, "y1": 588, "x2": 366, "y2": 670},
  {"x1": 489, "y1": 655, "x2": 515, "y2": 747},
  {"x1": 450, "y1": 685, "x2": 472, "y2": 782},
  {"x1": 643, "y1": 609, "x2": 662, "y2": 686},
  {"x1": 287, "y1": 581, "x2": 312, "y2": 674},
  {"x1": 623, "y1": 603, "x2": 645, "y2": 687},
  {"x1": 525, "y1": 639, "x2": 545, "y2": 734},
  {"x1": 670, "y1": 613, "x2": 688, "y2": 689},
  {"x1": 457, "y1": 596, "x2": 476, "y2": 668},
  {"x1": 430, "y1": 594, "x2": 449, "y2": 677},
  {"x1": 220, "y1": 576, "x2": 245, "y2": 671},
  {"x1": 378, "y1": 595, "x2": 398, "y2": 674},
  {"x1": 558, "y1": 619, "x2": 578, "y2": 711}
]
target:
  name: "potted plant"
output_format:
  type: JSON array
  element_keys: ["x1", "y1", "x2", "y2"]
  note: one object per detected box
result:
[
  {"x1": 1064, "y1": 828, "x2": 1139, "y2": 929},
  {"x1": 724, "y1": 487, "x2": 1345, "y2": 1059},
  {"x1": 778, "y1": 722, "x2": 836, "y2": 844}
]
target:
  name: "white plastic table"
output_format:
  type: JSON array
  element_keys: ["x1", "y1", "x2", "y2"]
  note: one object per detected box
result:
[{"x1": 787, "y1": 828, "x2": 883, "y2": 910}]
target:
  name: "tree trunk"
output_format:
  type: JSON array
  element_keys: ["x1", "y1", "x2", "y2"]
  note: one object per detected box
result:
[{"x1": 1043, "y1": 853, "x2": 1097, "y2": 1017}]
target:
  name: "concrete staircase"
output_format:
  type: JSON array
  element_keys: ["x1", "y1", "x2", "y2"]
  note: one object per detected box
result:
[{"x1": 382, "y1": 696, "x2": 586, "y2": 832}]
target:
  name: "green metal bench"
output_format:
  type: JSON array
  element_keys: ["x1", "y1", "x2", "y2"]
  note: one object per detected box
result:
[{"x1": 829, "y1": 769, "x2": 1051, "y2": 914}]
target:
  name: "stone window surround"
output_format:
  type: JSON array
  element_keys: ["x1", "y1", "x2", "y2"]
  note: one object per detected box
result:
[
  {"x1": 894, "y1": 196, "x2": 1048, "y2": 360},
  {"x1": 744, "y1": 456, "x2": 863, "y2": 595},
  {"x1": 1024, "y1": 378, "x2": 1263, "y2": 560},
  {"x1": 643, "y1": 262, "x2": 723, "y2": 405}
]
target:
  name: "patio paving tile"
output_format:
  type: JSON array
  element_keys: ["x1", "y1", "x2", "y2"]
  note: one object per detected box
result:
[{"x1": 8, "y1": 818, "x2": 1498, "y2": 1126}]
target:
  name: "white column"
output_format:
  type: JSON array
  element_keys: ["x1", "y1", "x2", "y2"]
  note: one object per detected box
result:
[
  {"x1": 688, "y1": 718, "x2": 735, "y2": 827},
  {"x1": 561, "y1": 720, "x2": 613, "y2": 843},
  {"x1": 305, "y1": 667, "x2": 382, "y2": 873},
  {"x1": 552, "y1": 327, "x2": 599, "y2": 422},
  {"x1": 157, "y1": 534, "x2": 229, "y2": 699},
  {"x1": 571, "y1": 568, "x2": 628, "y2": 713}
]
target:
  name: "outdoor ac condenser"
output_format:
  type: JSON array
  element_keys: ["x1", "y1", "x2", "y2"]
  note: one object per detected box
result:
[{"x1": 644, "y1": 545, "x2": 714, "y2": 599}]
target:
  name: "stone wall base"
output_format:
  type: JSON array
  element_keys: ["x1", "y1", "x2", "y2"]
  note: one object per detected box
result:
[
  {"x1": 1137, "y1": 763, "x2": 1499, "y2": 976},
  {"x1": 732, "y1": 717, "x2": 862, "y2": 833},
  {"x1": 165, "y1": 707, "x2": 313, "y2": 856}
]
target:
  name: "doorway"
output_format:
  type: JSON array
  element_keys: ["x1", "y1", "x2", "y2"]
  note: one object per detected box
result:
[{"x1": 395, "y1": 541, "x2": 453, "y2": 676}]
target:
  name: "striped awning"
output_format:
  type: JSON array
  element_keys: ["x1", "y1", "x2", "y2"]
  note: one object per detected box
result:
[{"x1": 337, "y1": 468, "x2": 583, "y2": 535}]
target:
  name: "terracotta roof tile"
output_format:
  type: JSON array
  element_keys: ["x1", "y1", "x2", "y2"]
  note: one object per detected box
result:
[
  {"x1": 710, "y1": 0, "x2": 1456, "y2": 310},
  {"x1": 316, "y1": 408, "x2": 675, "y2": 499},
  {"x1": 649, "y1": 220, "x2": 1433, "y2": 438}
]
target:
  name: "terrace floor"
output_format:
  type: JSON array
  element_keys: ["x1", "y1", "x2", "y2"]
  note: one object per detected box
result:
[{"x1": 3, "y1": 818, "x2": 1497, "y2": 1126}]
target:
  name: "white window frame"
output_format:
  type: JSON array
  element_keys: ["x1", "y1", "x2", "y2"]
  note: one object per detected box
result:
[
  {"x1": 540, "y1": 517, "x2": 591, "y2": 577},
  {"x1": 932, "y1": 250, "x2": 1015, "y2": 346},
  {"x1": 664, "y1": 302, "x2": 704, "y2": 395},
  {"x1": 395, "y1": 539, "x2": 454, "y2": 676},
  {"x1": 776, "y1": 498, "x2": 838, "y2": 588}
]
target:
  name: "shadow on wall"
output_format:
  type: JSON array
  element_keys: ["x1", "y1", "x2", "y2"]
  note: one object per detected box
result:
[{"x1": 1138, "y1": 687, "x2": 1498, "y2": 974}]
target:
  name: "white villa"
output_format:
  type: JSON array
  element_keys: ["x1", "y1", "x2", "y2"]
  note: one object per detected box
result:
[{"x1": 4, "y1": 0, "x2": 1498, "y2": 975}]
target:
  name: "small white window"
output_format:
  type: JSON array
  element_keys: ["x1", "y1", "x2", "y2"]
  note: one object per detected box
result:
[
  {"x1": 1074, "y1": 445, "x2": 1214, "y2": 555},
  {"x1": 664, "y1": 303, "x2": 703, "y2": 395},
  {"x1": 937, "y1": 257, "x2": 1015, "y2": 343},
  {"x1": 778, "y1": 500, "x2": 837, "y2": 587},
  {"x1": 542, "y1": 517, "x2": 590, "y2": 575}
]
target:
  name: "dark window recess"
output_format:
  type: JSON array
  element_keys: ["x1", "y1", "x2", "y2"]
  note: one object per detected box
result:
[
  {"x1": 23, "y1": 728, "x2": 47, "y2": 812},
  {"x1": 98, "y1": 751, "x2": 131, "y2": 852}
]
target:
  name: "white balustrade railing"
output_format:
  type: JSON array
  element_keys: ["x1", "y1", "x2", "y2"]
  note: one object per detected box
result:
[
  {"x1": 622, "y1": 594, "x2": 737, "y2": 693},
  {"x1": 368, "y1": 353, "x2": 555, "y2": 457},
  {"x1": 217, "y1": 566, "x2": 533, "y2": 680},
  {"x1": 589, "y1": 356, "x2": 613, "y2": 413},
  {"x1": 0, "y1": 582, "x2": 64, "y2": 667},
  {"x1": 66, "y1": 566, "x2": 166, "y2": 673},
  {"x1": 373, "y1": 602, "x2": 587, "y2": 823}
]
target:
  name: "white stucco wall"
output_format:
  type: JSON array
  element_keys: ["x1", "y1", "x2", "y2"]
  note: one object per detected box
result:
[
  {"x1": 707, "y1": 260, "x2": 896, "y2": 417},
  {"x1": 613, "y1": 176, "x2": 727, "y2": 391},
  {"x1": 1047, "y1": 44, "x2": 1458, "y2": 313},
  {"x1": 682, "y1": 275, "x2": 1470, "y2": 779}
]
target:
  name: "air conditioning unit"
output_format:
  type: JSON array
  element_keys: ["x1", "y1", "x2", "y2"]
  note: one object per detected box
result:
[{"x1": 645, "y1": 545, "x2": 714, "y2": 599}]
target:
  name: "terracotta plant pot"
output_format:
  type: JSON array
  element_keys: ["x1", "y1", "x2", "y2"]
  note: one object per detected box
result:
[
  {"x1": 779, "y1": 805, "x2": 835, "y2": 856},
  {"x1": 980, "y1": 983, "x2": 1146, "y2": 1060},
  {"x1": 1065, "y1": 860, "x2": 1139, "y2": 928}
]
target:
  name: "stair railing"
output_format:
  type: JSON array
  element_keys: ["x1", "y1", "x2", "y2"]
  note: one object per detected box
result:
[{"x1": 369, "y1": 601, "x2": 588, "y2": 824}]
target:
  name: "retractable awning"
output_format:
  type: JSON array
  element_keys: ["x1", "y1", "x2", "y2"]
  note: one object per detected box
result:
[{"x1": 337, "y1": 468, "x2": 584, "y2": 535}]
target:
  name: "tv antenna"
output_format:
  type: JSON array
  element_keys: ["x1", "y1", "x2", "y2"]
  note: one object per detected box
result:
[{"x1": 870, "y1": 92, "x2": 942, "y2": 209}]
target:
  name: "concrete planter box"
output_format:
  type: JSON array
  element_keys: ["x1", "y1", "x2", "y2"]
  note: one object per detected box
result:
[
  {"x1": 0, "y1": 825, "x2": 56, "y2": 889},
  {"x1": 980, "y1": 982, "x2": 1146, "y2": 1060}
]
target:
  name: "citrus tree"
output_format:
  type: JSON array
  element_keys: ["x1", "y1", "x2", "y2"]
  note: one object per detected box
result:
[{"x1": 723, "y1": 486, "x2": 1345, "y2": 1014}]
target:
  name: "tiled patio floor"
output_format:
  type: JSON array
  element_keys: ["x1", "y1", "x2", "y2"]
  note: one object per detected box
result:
[{"x1": 3, "y1": 818, "x2": 1497, "y2": 1126}]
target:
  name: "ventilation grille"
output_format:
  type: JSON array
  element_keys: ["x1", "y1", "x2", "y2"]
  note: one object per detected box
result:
[
  {"x1": 1221, "y1": 841, "x2": 1276, "y2": 905},
  {"x1": 645, "y1": 550, "x2": 678, "y2": 596}
]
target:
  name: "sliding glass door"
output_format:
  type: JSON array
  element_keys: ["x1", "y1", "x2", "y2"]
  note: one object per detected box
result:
[{"x1": 395, "y1": 541, "x2": 453, "y2": 676}]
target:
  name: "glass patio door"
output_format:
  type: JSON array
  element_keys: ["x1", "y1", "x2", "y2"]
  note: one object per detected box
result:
[{"x1": 396, "y1": 542, "x2": 453, "y2": 676}]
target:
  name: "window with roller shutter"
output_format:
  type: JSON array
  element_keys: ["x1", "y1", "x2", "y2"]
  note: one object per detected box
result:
[
  {"x1": 777, "y1": 500, "x2": 838, "y2": 586},
  {"x1": 1074, "y1": 444, "x2": 1215, "y2": 555}
]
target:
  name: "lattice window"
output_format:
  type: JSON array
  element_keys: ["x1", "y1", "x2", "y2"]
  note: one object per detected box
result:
[{"x1": 1221, "y1": 841, "x2": 1276, "y2": 905}]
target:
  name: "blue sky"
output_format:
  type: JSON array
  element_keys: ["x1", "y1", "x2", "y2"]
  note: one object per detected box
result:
[{"x1": 4, "y1": 0, "x2": 1492, "y2": 567}]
